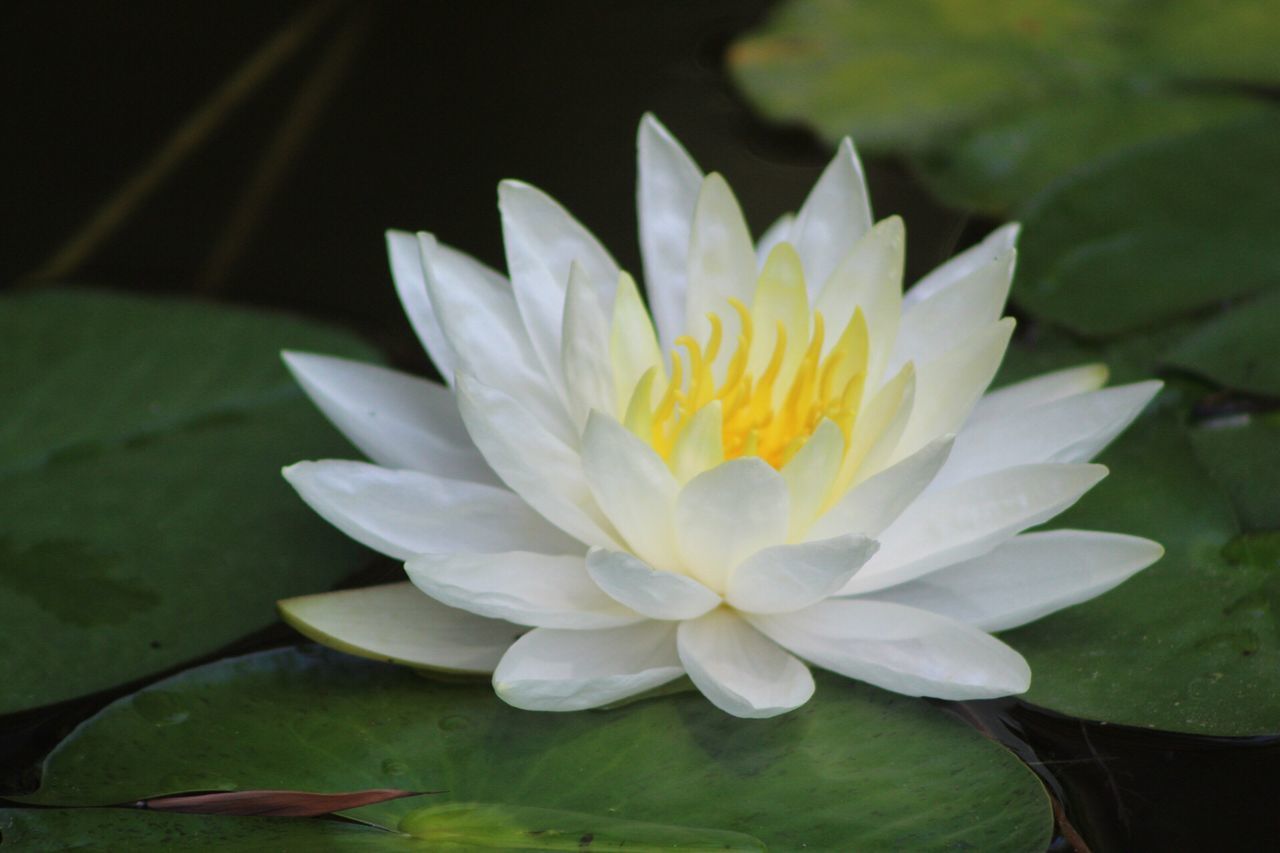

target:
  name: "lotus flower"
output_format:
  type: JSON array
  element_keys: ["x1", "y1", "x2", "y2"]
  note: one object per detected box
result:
[{"x1": 278, "y1": 115, "x2": 1162, "y2": 718}]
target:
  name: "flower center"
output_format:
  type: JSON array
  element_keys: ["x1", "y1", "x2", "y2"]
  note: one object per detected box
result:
[{"x1": 620, "y1": 244, "x2": 873, "y2": 472}]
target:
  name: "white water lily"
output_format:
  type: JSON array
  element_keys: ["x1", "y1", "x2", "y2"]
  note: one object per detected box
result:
[{"x1": 278, "y1": 115, "x2": 1163, "y2": 718}]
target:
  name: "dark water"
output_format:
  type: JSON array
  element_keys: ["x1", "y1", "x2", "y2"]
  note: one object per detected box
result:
[{"x1": 3, "y1": 2, "x2": 1276, "y2": 850}]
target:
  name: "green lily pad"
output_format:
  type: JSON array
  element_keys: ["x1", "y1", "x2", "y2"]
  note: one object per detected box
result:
[
  {"x1": 1189, "y1": 414, "x2": 1280, "y2": 533},
  {"x1": 0, "y1": 808, "x2": 418, "y2": 852},
  {"x1": 1003, "y1": 413, "x2": 1280, "y2": 735},
  {"x1": 1014, "y1": 118, "x2": 1280, "y2": 337},
  {"x1": 18, "y1": 646, "x2": 1053, "y2": 851},
  {"x1": 1166, "y1": 287, "x2": 1280, "y2": 398},
  {"x1": 729, "y1": 0, "x2": 1280, "y2": 212},
  {"x1": 0, "y1": 289, "x2": 377, "y2": 714}
]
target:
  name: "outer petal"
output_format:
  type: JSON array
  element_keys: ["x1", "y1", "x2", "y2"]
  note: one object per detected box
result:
[
  {"x1": 678, "y1": 609, "x2": 814, "y2": 718},
  {"x1": 726, "y1": 534, "x2": 878, "y2": 615},
  {"x1": 685, "y1": 173, "x2": 757, "y2": 373},
  {"x1": 808, "y1": 435, "x2": 954, "y2": 541},
  {"x1": 283, "y1": 352, "x2": 497, "y2": 485},
  {"x1": 499, "y1": 180, "x2": 620, "y2": 400},
  {"x1": 752, "y1": 599, "x2": 1031, "y2": 700},
  {"x1": 494, "y1": 622, "x2": 683, "y2": 711},
  {"x1": 386, "y1": 230, "x2": 457, "y2": 381},
  {"x1": 675, "y1": 459, "x2": 789, "y2": 592},
  {"x1": 904, "y1": 223, "x2": 1019, "y2": 308},
  {"x1": 456, "y1": 373, "x2": 619, "y2": 549},
  {"x1": 970, "y1": 363, "x2": 1110, "y2": 426},
  {"x1": 420, "y1": 233, "x2": 574, "y2": 443},
  {"x1": 282, "y1": 460, "x2": 580, "y2": 560},
  {"x1": 864, "y1": 530, "x2": 1164, "y2": 632},
  {"x1": 637, "y1": 113, "x2": 704, "y2": 350},
  {"x1": 586, "y1": 548, "x2": 721, "y2": 620},
  {"x1": 791, "y1": 137, "x2": 873, "y2": 296},
  {"x1": 561, "y1": 262, "x2": 615, "y2": 428},
  {"x1": 932, "y1": 381, "x2": 1162, "y2": 490},
  {"x1": 405, "y1": 552, "x2": 639, "y2": 629},
  {"x1": 279, "y1": 582, "x2": 520, "y2": 674},
  {"x1": 842, "y1": 463, "x2": 1109, "y2": 594},
  {"x1": 581, "y1": 412, "x2": 681, "y2": 570}
]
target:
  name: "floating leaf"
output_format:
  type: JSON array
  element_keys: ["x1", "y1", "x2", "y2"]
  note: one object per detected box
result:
[
  {"x1": 1189, "y1": 414, "x2": 1280, "y2": 532},
  {"x1": 18, "y1": 646, "x2": 1052, "y2": 850},
  {"x1": 140, "y1": 787, "x2": 426, "y2": 817},
  {"x1": 729, "y1": 0, "x2": 1280, "y2": 212},
  {"x1": 1166, "y1": 287, "x2": 1280, "y2": 398},
  {"x1": 0, "y1": 289, "x2": 377, "y2": 714}
]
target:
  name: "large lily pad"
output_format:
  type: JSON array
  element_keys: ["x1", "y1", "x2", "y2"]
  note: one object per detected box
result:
[
  {"x1": 0, "y1": 289, "x2": 377, "y2": 714},
  {"x1": 18, "y1": 646, "x2": 1053, "y2": 851},
  {"x1": 729, "y1": 0, "x2": 1280, "y2": 212},
  {"x1": 1014, "y1": 118, "x2": 1280, "y2": 337},
  {"x1": 1189, "y1": 414, "x2": 1280, "y2": 533},
  {"x1": 1166, "y1": 287, "x2": 1280, "y2": 398},
  {"x1": 1003, "y1": 413, "x2": 1280, "y2": 735}
]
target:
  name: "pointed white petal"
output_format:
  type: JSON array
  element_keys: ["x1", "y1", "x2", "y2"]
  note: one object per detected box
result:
[
  {"x1": 809, "y1": 435, "x2": 953, "y2": 541},
  {"x1": 387, "y1": 230, "x2": 457, "y2": 381},
  {"x1": 934, "y1": 381, "x2": 1163, "y2": 489},
  {"x1": 755, "y1": 212, "x2": 796, "y2": 267},
  {"x1": 685, "y1": 173, "x2": 757, "y2": 368},
  {"x1": 610, "y1": 271, "x2": 667, "y2": 413},
  {"x1": 792, "y1": 138, "x2": 873, "y2": 295},
  {"x1": 581, "y1": 412, "x2": 681, "y2": 570},
  {"x1": 781, "y1": 419, "x2": 844, "y2": 538},
  {"x1": 282, "y1": 460, "x2": 579, "y2": 560},
  {"x1": 638, "y1": 114, "x2": 704, "y2": 350},
  {"x1": 726, "y1": 534, "x2": 878, "y2": 614},
  {"x1": 283, "y1": 352, "x2": 497, "y2": 485},
  {"x1": 678, "y1": 609, "x2": 814, "y2": 718},
  {"x1": 864, "y1": 531, "x2": 1164, "y2": 632},
  {"x1": 279, "y1": 582, "x2": 520, "y2": 674},
  {"x1": 494, "y1": 622, "x2": 683, "y2": 711},
  {"x1": 890, "y1": 245, "x2": 1015, "y2": 373},
  {"x1": 405, "y1": 551, "x2": 639, "y2": 629},
  {"x1": 675, "y1": 459, "x2": 789, "y2": 592},
  {"x1": 971, "y1": 363, "x2": 1110, "y2": 426},
  {"x1": 420, "y1": 233, "x2": 575, "y2": 443},
  {"x1": 753, "y1": 599, "x2": 1031, "y2": 699},
  {"x1": 586, "y1": 548, "x2": 721, "y2": 620},
  {"x1": 456, "y1": 373, "x2": 619, "y2": 549},
  {"x1": 894, "y1": 319, "x2": 1014, "y2": 462},
  {"x1": 843, "y1": 463, "x2": 1108, "y2": 594},
  {"x1": 904, "y1": 223, "x2": 1020, "y2": 308},
  {"x1": 561, "y1": 262, "x2": 615, "y2": 428}
]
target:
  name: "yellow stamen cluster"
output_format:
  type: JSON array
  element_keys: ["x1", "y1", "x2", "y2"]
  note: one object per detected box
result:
[{"x1": 635, "y1": 298, "x2": 870, "y2": 470}]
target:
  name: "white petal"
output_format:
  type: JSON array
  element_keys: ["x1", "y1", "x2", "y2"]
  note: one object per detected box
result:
[
  {"x1": 970, "y1": 363, "x2": 1110, "y2": 426},
  {"x1": 904, "y1": 222, "x2": 1020, "y2": 308},
  {"x1": 933, "y1": 381, "x2": 1163, "y2": 490},
  {"x1": 387, "y1": 230, "x2": 456, "y2": 381},
  {"x1": 843, "y1": 463, "x2": 1108, "y2": 594},
  {"x1": 586, "y1": 548, "x2": 721, "y2": 620},
  {"x1": 580, "y1": 412, "x2": 681, "y2": 570},
  {"x1": 455, "y1": 373, "x2": 619, "y2": 549},
  {"x1": 279, "y1": 582, "x2": 520, "y2": 674},
  {"x1": 283, "y1": 352, "x2": 497, "y2": 485},
  {"x1": 792, "y1": 138, "x2": 873, "y2": 296},
  {"x1": 781, "y1": 419, "x2": 844, "y2": 538},
  {"x1": 864, "y1": 531, "x2": 1164, "y2": 632},
  {"x1": 753, "y1": 599, "x2": 1031, "y2": 700},
  {"x1": 755, "y1": 212, "x2": 796, "y2": 267},
  {"x1": 889, "y1": 244, "x2": 1015, "y2": 374},
  {"x1": 282, "y1": 460, "x2": 579, "y2": 560},
  {"x1": 637, "y1": 113, "x2": 704, "y2": 351},
  {"x1": 420, "y1": 233, "x2": 575, "y2": 443},
  {"x1": 726, "y1": 534, "x2": 878, "y2": 615},
  {"x1": 561, "y1": 262, "x2": 615, "y2": 428},
  {"x1": 610, "y1": 271, "x2": 667, "y2": 413},
  {"x1": 675, "y1": 459, "x2": 789, "y2": 592},
  {"x1": 685, "y1": 173, "x2": 757, "y2": 371},
  {"x1": 678, "y1": 609, "x2": 814, "y2": 718},
  {"x1": 499, "y1": 181, "x2": 620, "y2": 400},
  {"x1": 406, "y1": 552, "x2": 639, "y2": 629},
  {"x1": 809, "y1": 435, "x2": 954, "y2": 541},
  {"x1": 893, "y1": 319, "x2": 1014, "y2": 462},
  {"x1": 494, "y1": 622, "x2": 683, "y2": 711}
]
